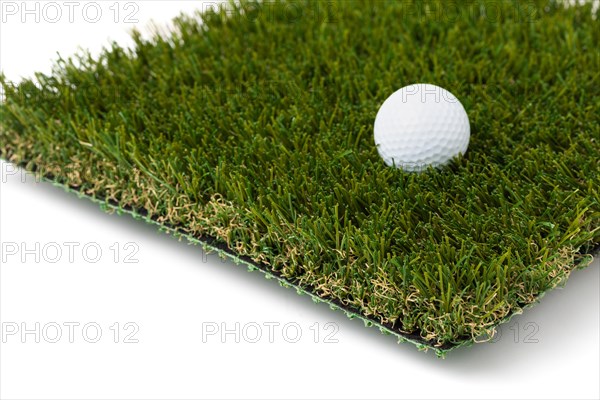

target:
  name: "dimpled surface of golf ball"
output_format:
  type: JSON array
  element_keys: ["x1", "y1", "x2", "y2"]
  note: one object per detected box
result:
[{"x1": 374, "y1": 83, "x2": 470, "y2": 172}]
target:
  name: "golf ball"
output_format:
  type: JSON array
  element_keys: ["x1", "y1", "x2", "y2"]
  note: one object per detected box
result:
[{"x1": 374, "y1": 83, "x2": 470, "y2": 172}]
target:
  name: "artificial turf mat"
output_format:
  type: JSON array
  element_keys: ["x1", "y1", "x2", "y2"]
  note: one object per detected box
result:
[{"x1": 1, "y1": 0, "x2": 599, "y2": 356}]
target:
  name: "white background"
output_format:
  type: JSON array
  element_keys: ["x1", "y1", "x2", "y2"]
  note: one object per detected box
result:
[{"x1": 1, "y1": 1, "x2": 599, "y2": 399}]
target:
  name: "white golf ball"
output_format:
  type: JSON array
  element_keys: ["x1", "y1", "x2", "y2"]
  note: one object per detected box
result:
[{"x1": 374, "y1": 83, "x2": 470, "y2": 172}]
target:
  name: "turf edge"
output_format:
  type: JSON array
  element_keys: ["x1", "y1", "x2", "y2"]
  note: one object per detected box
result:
[{"x1": 8, "y1": 163, "x2": 595, "y2": 358}]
